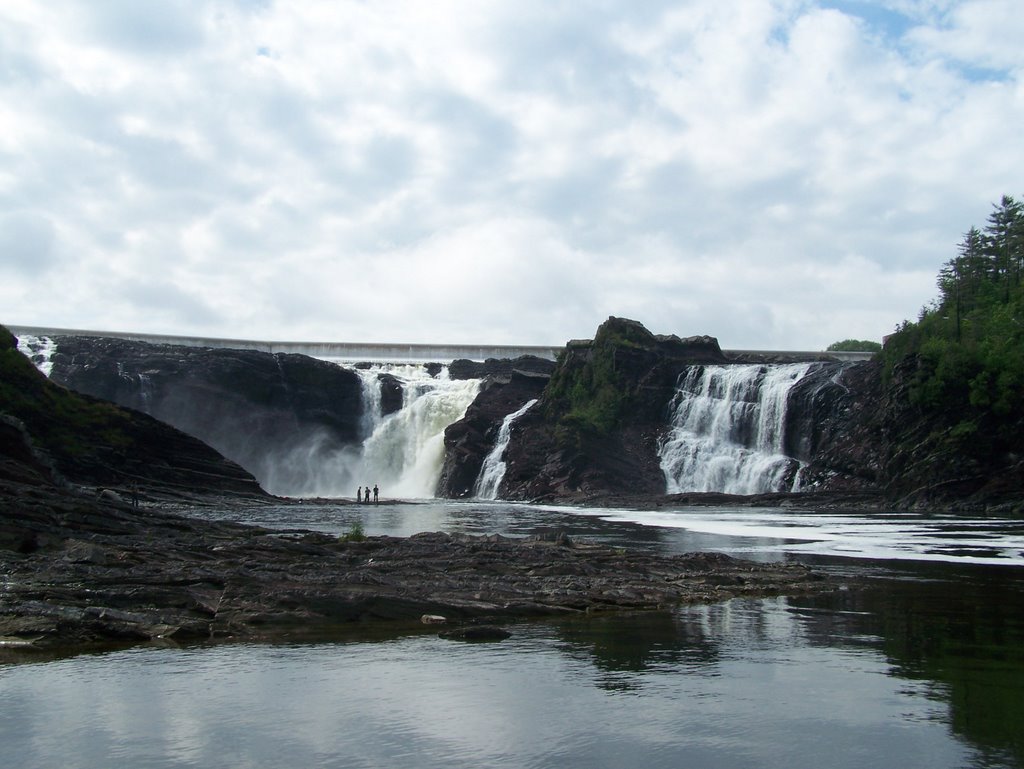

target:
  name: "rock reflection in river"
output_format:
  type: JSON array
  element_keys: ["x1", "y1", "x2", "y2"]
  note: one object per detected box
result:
[{"x1": 4, "y1": 589, "x2": 1018, "y2": 769}]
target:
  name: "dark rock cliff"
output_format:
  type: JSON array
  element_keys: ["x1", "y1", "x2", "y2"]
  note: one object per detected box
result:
[
  {"x1": 1, "y1": 325, "x2": 262, "y2": 497},
  {"x1": 439, "y1": 316, "x2": 1023, "y2": 510},
  {"x1": 495, "y1": 318, "x2": 729, "y2": 501},
  {"x1": 782, "y1": 353, "x2": 1024, "y2": 509},
  {"x1": 782, "y1": 360, "x2": 886, "y2": 490},
  {"x1": 437, "y1": 369, "x2": 551, "y2": 497},
  {"x1": 852, "y1": 355, "x2": 1024, "y2": 510},
  {"x1": 45, "y1": 336, "x2": 366, "y2": 494}
]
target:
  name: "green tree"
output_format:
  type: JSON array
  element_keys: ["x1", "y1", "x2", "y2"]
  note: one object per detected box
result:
[
  {"x1": 880, "y1": 195, "x2": 1024, "y2": 461},
  {"x1": 826, "y1": 339, "x2": 882, "y2": 352}
]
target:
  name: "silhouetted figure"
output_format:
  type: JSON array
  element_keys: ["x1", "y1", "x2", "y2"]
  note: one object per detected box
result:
[
  {"x1": 373, "y1": 484, "x2": 379, "y2": 504},
  {"x1": 364, "y1": 483, "x2": 371, "y2": 503},
  {"x1": 357, "y1": 486, "x2": 363, "y2": 504}
]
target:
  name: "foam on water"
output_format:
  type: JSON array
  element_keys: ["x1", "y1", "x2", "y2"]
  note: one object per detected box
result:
[{"x1": 554, "y1": 505, "x2": 1024, "y2": 566}]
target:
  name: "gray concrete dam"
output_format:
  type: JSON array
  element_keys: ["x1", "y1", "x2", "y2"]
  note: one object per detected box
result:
[{"x1": 8, "y1": 325, "x2": 875, "y2": 363}]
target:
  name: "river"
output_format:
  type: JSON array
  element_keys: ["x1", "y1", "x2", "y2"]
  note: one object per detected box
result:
[{"x1": 2, "y1": 501, "x2": 1023, "y2": 768}]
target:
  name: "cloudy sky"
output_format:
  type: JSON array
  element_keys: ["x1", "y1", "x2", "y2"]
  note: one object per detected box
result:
[{"x1": 1, "y1": 1, "x2": 1021, "y2": 349}]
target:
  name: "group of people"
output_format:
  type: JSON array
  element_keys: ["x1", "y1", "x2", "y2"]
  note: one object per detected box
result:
[{"x1": 356, "y1": 484, "x2": 379, "y2": 504}]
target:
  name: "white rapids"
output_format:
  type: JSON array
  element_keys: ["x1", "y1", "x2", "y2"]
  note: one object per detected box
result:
[
  {"x1": 659, "y1": 363, "x2": 811, "y2": 495},
  {"x1": 289, "y1": 363, "x2": 481, "y2": 500},
  {"x1": 15, "y1": 334, "x2": 57, "y2": 377},
  {"x1": 474, "y1": 398, "x2": 538, "y2": 500}
]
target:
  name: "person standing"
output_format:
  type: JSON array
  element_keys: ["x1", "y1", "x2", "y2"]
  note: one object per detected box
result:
[
  {"x1": 357, "y1": 486, "x2": 363, "y2": 504},
  {"x1": 373, "y1": 484, "x2": 379, "y2": 504}
]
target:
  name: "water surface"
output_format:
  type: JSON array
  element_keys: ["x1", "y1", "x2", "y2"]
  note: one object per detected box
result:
[{"x1": 3, "y1": 502, "x2": 1023, "y2": 768}]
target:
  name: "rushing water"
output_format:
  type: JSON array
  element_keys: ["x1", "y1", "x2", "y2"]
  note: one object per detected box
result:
[
  {"x1": 351, "y1": 366, "x2": 480, "y2": 499},
  {"x1": 14, "y1": 334, "x2": 57, "y2": 377},
  {"x1": 3, "y1": 502, "x2": 1023, "y2": 769},
  {"x1": 660, "y1": 364, "x2": 811, "y2": 495},
  {"x1": 253, "y1": 364, "x2": 480, "y2": 499},
  {"x1": 474, "y1": 398, "x2": 538, "y2": 499}
]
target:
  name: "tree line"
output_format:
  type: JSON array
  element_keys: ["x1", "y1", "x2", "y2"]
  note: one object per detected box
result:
[{"x1": 881, "y1": 194, "x2": 1024, "y2": 458}]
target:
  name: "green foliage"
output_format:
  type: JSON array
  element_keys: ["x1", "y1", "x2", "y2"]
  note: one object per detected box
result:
[
  {"x1": 544, "y1": 318, "x2": 653, "y2": 437},
  {"x1": 339, "y1": 520, "x2": 366, "y2": 542},
  {"x1": 879, "y1": 195, "x2": 1024, "y2": 457},
  {"x1": 827, "y1": 339, "x2": 882, "y2": 352},
  {"x1": 0, "y1": 327, "x2": 134, "y2": 459}
]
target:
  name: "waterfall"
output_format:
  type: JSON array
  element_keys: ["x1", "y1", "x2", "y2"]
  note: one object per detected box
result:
[
  {"x1": 356, "y1": 368, "x2": 480, "y2": 498},
  {"x1": 659, "y1": 363, "x2": 811, "y2": 495},
  {"x1": 474, "y1": 398, "x2": 538, "y2": 500},
  {"x1": 353, "y1": 367, "x2": 385, "y2": 440},
  {"x1": 18, "y1": 335, "x2": 479, "y2": 499},
  {"x1": 15, "y1": 334, "x2": 56, "y2": 377},
  {"x1": 274, "y1": 363, "x2": 480, "y2": 499}
]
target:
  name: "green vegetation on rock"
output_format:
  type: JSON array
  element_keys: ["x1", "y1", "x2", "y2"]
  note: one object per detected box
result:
[
  {"x1": 827, "y1": 339, "x2": 882, "y2": 353},
  {"x1": 0, "y1": 326, "x2": 133, "y2": 460},
  {"x1": 880, "y1": 195, "x2": 1024, "y2": 465},
  {"x1": 339, "y1": 520, "x2": 366, "y2": 542},
  {"x1": 544, "y1": 317, "x2": 655, "y2": 437}
]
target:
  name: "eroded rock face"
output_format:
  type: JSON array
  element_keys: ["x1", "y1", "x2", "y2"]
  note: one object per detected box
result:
[
  {"x1": 437, "y1": 370, "x2": 550, "y2": 498},
  {"x1": 46, "y1": 336, "x2": 364, "y2": 494},
  {"x1": 783, "y1": 360, "x2": 886, "y2": 490},
  {"x1": 492, "y1": 318, "x2": 728, "y2": 502},
  {"x1": 1, "y1": 326, "x2": 263, "y2": 497}
]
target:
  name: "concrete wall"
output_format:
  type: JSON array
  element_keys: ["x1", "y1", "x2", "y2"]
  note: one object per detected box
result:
[{"x1": 8, "y1": 325, "x2": 875, "y2": 363}]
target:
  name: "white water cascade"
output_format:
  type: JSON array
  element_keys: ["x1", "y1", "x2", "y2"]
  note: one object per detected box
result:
[
  {"x1": 338, "y1": 364, "x2": 480, "y2": 499},
  {"x1": 474, "y1": 398, "x2": 538, "y2": 500},
  {"x1": 15, "y1": 335, "x2": 57, "y2": 377},
  {"x1": 659, "y1": 363, "x2": 811, "y2": 495}
]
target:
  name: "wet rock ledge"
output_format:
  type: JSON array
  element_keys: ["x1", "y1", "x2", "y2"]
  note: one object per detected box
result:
[{"x1": 0, "y1": 496, "x2": 829, "y2": 650}]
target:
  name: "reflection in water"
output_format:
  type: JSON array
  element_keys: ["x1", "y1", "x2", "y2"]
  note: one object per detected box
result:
[
  {"x1": 4, "y1": 586, "x2": 1021, "y2": 768},
  {"x1": 0, "y1": 604, "x2": 988, "y2": 769},
  {"x1": 795, "y1": 565, "x2": 1024, "y2": 767},
  {"x1": 4, "y1": 502, "x2": 1024, "y2": 768}
]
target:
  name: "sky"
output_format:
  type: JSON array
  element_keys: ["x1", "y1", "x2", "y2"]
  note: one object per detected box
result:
[{"x1": 1, "y1": 0, "x2": 1022, "y2": 350}]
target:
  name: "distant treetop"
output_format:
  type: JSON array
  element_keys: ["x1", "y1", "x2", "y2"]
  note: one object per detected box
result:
[{"x1": 826, "y1": 339, "x2": 882, "y2": 352}]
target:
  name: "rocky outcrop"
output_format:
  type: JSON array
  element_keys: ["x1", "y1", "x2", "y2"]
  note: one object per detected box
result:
[
  {"x1": 448, "y1": 355, "x2": 557, "y2": 381},
  {"x1": 436, "y1": 356, "x2": 558, "y2": 498},
  {"x1": 492, "y1": 318, "x2": 728, "y2": 501},
  {"x1": 783, "y1": 360, "x2": 886, "y2": 490},
  {"x1": 851, "y1": 355, "x2": 1024, "y2": 511},
  {"x1": 0, "y1": 494, "x2": 829, "y2": 649},
  {"x1": 437, "y1": 369, "x2": 550, "y2": 497},
  {"x1": 777, "y1": 352, "x2": 1024, "y2": 510},
  {"x1": 45, "y1": 335, "x2": 365, "y2": 494},
  {"x1": 1, "y1": 325, "x2": 263, "y2": 497}
]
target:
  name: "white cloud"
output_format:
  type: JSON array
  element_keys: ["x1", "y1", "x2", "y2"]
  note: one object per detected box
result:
[{"x1": 0, "y1": 0, "x2": 1020, "y2": 349}]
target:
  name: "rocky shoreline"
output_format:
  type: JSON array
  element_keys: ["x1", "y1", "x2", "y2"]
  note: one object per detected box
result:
[{"x1": 0, "y1": 485, "x2": 831, "y2": 652}]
